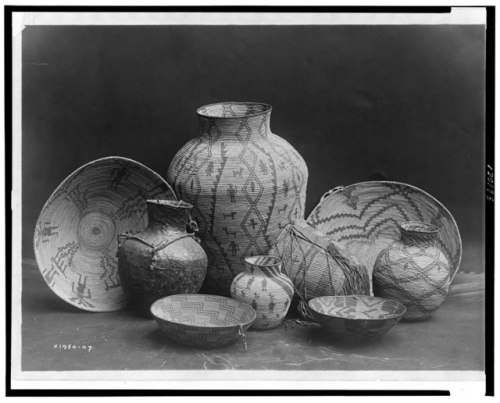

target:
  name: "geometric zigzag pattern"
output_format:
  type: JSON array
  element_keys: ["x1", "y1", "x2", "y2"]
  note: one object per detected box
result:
[
  {"x1": 167, "y1": 102, "x2": 308, "y2": 296},
  {"x1": 306, "y1": 182, "x2": 462, "y2": 283},
  {"x1": 373, "y1": 240, "x2": 451, "y2": 321},
  {"x1": 151, "y1": 294, "x2": 255, "y2": 348}
]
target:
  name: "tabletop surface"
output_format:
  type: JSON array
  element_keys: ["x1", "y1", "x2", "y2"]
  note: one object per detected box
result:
[{"x1": 21, "y1": 254, "x2": 485, "y2": 372}]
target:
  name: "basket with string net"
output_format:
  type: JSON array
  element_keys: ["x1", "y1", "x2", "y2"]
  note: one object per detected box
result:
[{"x1": 269, "y1": 219, "x2": 371, "y2": 321}]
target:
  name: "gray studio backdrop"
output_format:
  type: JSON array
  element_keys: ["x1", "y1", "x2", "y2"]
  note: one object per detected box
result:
[{"x1": 22, "y1": 25, "x2": 485, "y2": 268}]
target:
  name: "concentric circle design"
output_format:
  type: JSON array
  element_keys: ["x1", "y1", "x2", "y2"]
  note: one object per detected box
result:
[
  {"x1": 77, "y1": 211, "x2": 117, "y2": 251},
  {"x1": 34, "y1": 156, "x2": 177, "y2": 312}
]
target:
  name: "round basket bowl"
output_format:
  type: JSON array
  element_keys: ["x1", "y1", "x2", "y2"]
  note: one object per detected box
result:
[
  {"x1": 33, "y1": 156, "x2": 176, "y2": 312},
  {"x1": 308, "y1": 295, "x2": 406, "y2": 340},
  {"x1": 150, "y1": 294, "x2": 256, "y2": 348}
]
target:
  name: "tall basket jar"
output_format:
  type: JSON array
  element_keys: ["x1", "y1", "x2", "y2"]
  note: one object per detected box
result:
[{"x1": 167, "y1": 102, "x2": 308, "y2": 296}]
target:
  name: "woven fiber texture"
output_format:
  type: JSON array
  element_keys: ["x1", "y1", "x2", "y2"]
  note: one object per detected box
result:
[
  {"x1": 307, "y1": 181, "x2": 462, "y2": 283},
  {"x1": 269, "y1": 220, "x2": 371, "y2": 309},
  {"x1": 373, "y1": 221, "x2": 451, "y2": 321},
  {"x1": 151, "y1": 294, "x2": 256, "y2": 348},
  {"x1": 34, "y1": 156, "x2": 177, "y2": 312},
  {"x1": 167, "y1": 102, "x2": 308, "y2": 296},
  {"x1": 308, "y1": 295, "x2": 406, "y2": 339},
  {"x1": 230, "y1": 255, "x2": 294, "y2": 330}
]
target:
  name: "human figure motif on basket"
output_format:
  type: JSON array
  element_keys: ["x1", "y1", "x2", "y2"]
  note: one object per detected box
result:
[
  {"x1": 227, "y1": 184, "x2": 238, "y2": 203},
  {"x1": 205, "y1": 161, "x2": 214, "y2": 177},
  {"x1": 70, "y1": 274, "x2": 94, "y2": 308},
  {"x1": 35, "y1": 221, "x2": 59, "y2": 247},
  {"x1": 251, "y1": 294, "x2": 258, "y2": 311},
  {"x1": 268, "y1": 293, "x2": 276, "y2": 313},
  {"x1": 228, "y1": 240, "x2": 240, "y2": 256},
  {"x1": 259, "y1": 160, "x2": 268, "y2": 175},
  {"x1": 282, "y1": 179, "x2": 290, "y2": 197}
]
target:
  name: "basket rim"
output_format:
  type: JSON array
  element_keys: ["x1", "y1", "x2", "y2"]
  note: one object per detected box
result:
[
  {"x1": 33, "y1": 155, "x2": 177, "y2": 312},
  {"x1": 306, "y1": 180, "x2": 463, "y2": 281},
  {"x1": 308, "y1": 295, "x2": 407, "y2": 322},
  {"x1": 150, "y1": 294, "x2": 257, "y2": 329},
  {"x1": 196, "y1": 101, "x2": 272, "y2": 119}
]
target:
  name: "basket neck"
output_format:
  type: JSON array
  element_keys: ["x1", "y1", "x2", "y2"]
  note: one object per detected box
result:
[
  {"x1": 146, "y1": 200, "x2": 191, "y2": 234},
  {"x1": 245, "y1": 255, "x2": 283, "y2": 276},
  {"x1": 400, "y1": 222, "x2": 439, "y2": 247},
  {"x1": 197, "y1": 102, "x2": 271, "y2": 141}
]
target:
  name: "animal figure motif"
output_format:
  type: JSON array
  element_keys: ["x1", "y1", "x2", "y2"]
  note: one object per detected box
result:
[
  {"x1": 233, "y1": 167, "x2": 244, "y2": 177},
  {"x1": 222, "y1": 227, "x2": 237, "y2": 237},
  {"x1": 223, "y1": 212, "x2": 237, "y2": 220}
]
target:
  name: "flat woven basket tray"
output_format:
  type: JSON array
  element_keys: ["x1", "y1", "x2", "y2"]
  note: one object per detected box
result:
[
  {"x1": 34, "y1": 156, "x2": 177, "y2": 312},
  {"x1": 306, "y1": 181, "x2": 462, "y2": 283}
]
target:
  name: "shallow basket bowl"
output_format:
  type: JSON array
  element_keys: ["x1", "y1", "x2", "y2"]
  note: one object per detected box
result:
[
  {"x1": 308, "y1": 295, "x2": 406, "y2": 340},
  {"x1": 150, "y1": 294, "x2": 256, "y2": 348}
]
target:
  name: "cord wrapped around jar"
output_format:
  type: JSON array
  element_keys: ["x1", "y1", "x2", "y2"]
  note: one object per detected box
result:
[{"x1": 269, "y1": 219, "x2": 371, "y2": 320}]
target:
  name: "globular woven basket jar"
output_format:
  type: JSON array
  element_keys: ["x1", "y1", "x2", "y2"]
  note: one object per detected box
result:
[
  {"x1": 167, "y1": 102, "x2": 308, "y2": 296},
  {"x1": 117, "y1": 200, "x2": 208, "y2": 315},
  {"x1": 230, "y1": 255, "x2": 294, "y2": 330},
  {"x1": 372, "y1": 221, "x2": 451, "y2": 321},
  {"x1": 269, "y1": 219, "x2": 371, "y2": 319}
]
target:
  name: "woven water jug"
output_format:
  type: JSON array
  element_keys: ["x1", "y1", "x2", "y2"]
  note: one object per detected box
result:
[
  {"x1": 269, "y1": 219, "x2": 371, "y2": 319},
  {"x1": 167, "y1": 102, "x2": 308, "y2": 296},
  {"x1": 373, "y1": 221, "x2": 451, "y2": 321}
]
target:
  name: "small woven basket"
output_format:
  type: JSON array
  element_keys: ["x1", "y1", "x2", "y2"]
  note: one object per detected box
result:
[{"x1": 269, "y1": 219, "x2": 371, "y2": 320}]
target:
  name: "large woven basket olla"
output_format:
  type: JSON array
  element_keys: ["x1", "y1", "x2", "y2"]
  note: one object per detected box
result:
[
  {"x1": 269, "y1": 220, "x2": 370, "y2": 303},
  {"x1": 34, "y1": 156, "x2": 177, "y2": 312},
  {"x1": 307, "y1": 182, "x2": 462, "y2": 283},
  {"x1": 167, "y1": 102, "x2": 308, "y2": 296}
]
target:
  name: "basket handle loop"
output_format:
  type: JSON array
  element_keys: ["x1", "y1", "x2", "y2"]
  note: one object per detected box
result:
[{"x1": 320, "y1": 186, "x2": 344, "y2": 203}]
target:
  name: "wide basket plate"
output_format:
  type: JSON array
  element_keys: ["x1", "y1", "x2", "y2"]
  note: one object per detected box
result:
[
  {"x1": 34, "y1": 156, "x2": 176, "y2": 312},
  {"x1": 306, "y1": 181, "x2": 462, "y2": 282}
]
